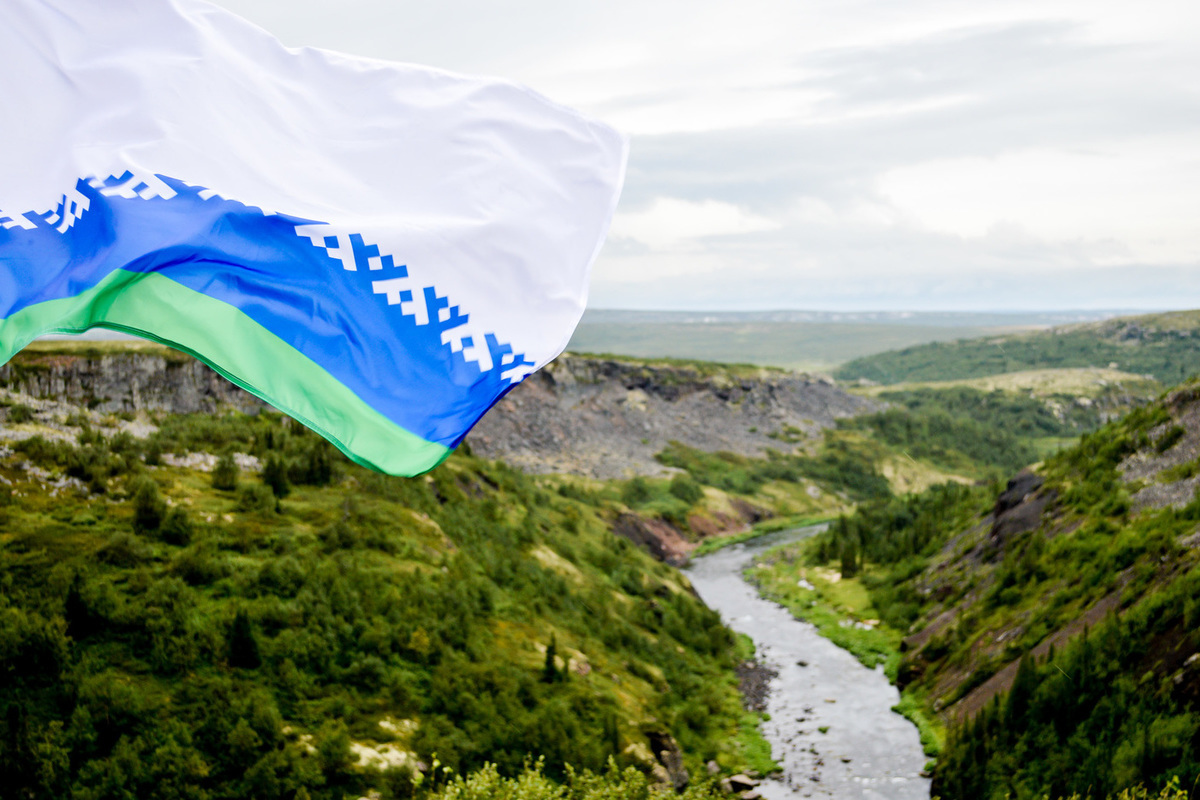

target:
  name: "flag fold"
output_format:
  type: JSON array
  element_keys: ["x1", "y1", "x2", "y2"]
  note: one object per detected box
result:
[{"x1": 0, "y1": 0, "x2": 627, "y2": 475}]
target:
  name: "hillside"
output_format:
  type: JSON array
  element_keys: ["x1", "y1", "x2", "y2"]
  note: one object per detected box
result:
[
  {"x1": 0, "y1": 395, "x2": 774, "y2": 799},
  {"x1": 568, "y1": 309, "x2": 1122, "y2": 372},
  {"x1": 835, "y1": 309, "x2": 1200, "y2": 385},
  {"x1": 751, "y1": 379, "x2": 1200, "y2": 798},
  {"x1": 468, "y1": 353, "x2": 876, "y2": 478},
  {"x1": 0, "y1": 342, "x2": 877, "y2": 481},
  {"x1": 7, "y1": 338, "x2": 1195, "y2": 799}
]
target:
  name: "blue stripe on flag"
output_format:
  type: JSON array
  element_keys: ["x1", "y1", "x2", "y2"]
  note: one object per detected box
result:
[{"x1": 0, "y1": 173, "x2": 534, "y2": 447}]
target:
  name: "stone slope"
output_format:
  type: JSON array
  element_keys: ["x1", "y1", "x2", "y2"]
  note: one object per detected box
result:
[
  {"x1": 0, "y1": 348, "x2": 260, "y2": 415},
  {"x1": 466, "y1": 354, "x2": 878, "y2": 478},
  {"x1": 2, "y1": 347, "x2": 878, "y2": 479}
]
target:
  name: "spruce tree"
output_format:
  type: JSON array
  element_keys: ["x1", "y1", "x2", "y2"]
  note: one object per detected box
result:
[
  {"x1": 229, "y1": 610, "x2": 261, "y2": 669},
  {"x1": 542, "y1": 635, "x2": 559, "y2": 683},
  {"x1": 262, "y1": 454, "x2": 290, "y2": 499},
  {"x1": 212, "y1": 452, "x2": 239, "y2": 491},
  {"x1": 131, "y1": 477, "x2": 166, "y2": 533}
]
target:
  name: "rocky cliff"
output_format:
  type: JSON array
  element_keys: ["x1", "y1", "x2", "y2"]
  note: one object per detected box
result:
[
  {"x1": 0, "y1": 346, "x2": 261, "y2": 415},
  {"x1": 1, "y1": 345, "x2": 876, "y2": 478},
  {"x1": 467, "y1": 354, "x2": 877, "y2": 478}
]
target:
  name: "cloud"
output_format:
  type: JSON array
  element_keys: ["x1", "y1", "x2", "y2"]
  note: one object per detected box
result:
[
  {"x1": 610, "y1": 198, "x2": 781, "y2": 249},
  {"x1": 211, "y1": 0, "x2": 1200, "y2": 310}
]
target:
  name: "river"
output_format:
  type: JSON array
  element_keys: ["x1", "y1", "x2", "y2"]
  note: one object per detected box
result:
[{"x1": 685, "y1": 526, "x2": 930, "y2": 800}]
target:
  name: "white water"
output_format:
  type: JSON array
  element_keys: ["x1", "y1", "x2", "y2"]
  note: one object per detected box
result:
[{"x1": 686, "y1": 527, "x2": 930, "y2": 800}]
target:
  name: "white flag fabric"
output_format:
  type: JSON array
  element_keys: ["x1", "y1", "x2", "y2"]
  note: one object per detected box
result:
[{"x1": 0, "y1": 0, "x2": 627, "y2": 475}]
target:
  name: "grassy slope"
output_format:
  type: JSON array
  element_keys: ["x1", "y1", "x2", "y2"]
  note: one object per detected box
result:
[
  {"x1": 569, "y1": 321, "x2": 1036, "y2": 372},
  {"x1": 751, "y1": 382, "x2": 1200, "y2": 798},
  {"x1": 0, "y1": 410, "x2": 771, "y2": 799},
  {"x1": 835, "y1": 310, "x2": 1200, "y2": 385},
  {"x1": 848, "y1": 367, "x2": 1160, "y2": 400}
]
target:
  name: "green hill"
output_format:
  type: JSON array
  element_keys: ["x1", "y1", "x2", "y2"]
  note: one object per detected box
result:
[
  {"x1": 566, "y1": 309, "x2": 1123, "y2": 372},
  {"x1": 835, "y1": 310, "x2": 1200, "y2": 385},
  {"x1": 0, "y1": 408, "x2": 767, "y2": 799},
  {"x1": 751, "y1": 378, "x2": 1200, "y2": 799}
]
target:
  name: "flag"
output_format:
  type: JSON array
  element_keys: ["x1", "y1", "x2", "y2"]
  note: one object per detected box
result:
[{"x1": 0, "y1": 0, "x2": 627, "y2": 476}]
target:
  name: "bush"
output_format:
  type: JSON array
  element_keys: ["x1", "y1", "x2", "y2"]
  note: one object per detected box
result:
[
  {"x1": 669, "y1": 474, "x2": 704, "y2": 505},
  {"x1": 228, "y1": 610, "x2": 261, "y2": 669},
  {"x1": 212, "y1": 453, "x2": 239, "y2": 491},
  {"x1": 261, "y1": 455, "x2": 290, "y2": 499},
  {"x1": 7, "y1": 403, "x2": 35, "y2": 423},
  {"x1": 621, "y1": 477, "x2": 652, "y2": 506},
  {"x1": 130, "y1": 477, "x2": 167, "y2": 534},
  {"x1": 236, "y1": 483, "x2": 277, "y2": 514},
  {"x1": 290, "y1": 441, "x2": 333, "y2": 486},
  {"x1": 159, "y1": 507, "x2": 194, "y2": 546}
]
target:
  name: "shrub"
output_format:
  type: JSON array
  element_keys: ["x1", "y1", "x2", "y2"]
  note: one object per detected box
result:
[
  {"x1": 669, "y1": 474, "x2": 704, "y2": 505},
  {"x1": 96, "y1": 532, "x2": 150, "y2": 566},
  {"x1": 228, "y1": 610, "x2": 261, "y2": 669},
  {"x1": 261, "y1": 455, "x2": 290, "y2": 499},
  {"x1": 621, "y1": 477, "x2": 652, "y2": 506},
  {"x1": 290, "y1": 441, "x2": 333, "y2": 486},
  {"x1": 212, "y1": 453, "x2": 239, "y2": 491},
  {"x1": 7, "y1": 403, "x2": 35, "y2": 423},
  {"x1": 130, "y1": 477, "x2": 167, "y2": 534},
  {"x1": 159, "y1": 507, "x2": 193, "y2": 546},
  {"x1": 236, "y1": 483, "x2": 277, "y2": 514}
]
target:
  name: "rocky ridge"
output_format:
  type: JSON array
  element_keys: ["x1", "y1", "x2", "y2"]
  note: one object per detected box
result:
[
  {"x1": 467, "y1": 354, "x2": 877, "y2": 478},
  {"x1": 2, "y1": 347, "x2": 877, "y2": 479}
]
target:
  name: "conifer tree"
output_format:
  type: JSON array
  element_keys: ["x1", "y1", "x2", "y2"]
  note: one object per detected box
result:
[
  {"x1": 229, "y1": 609, "x2": 261, "y2": 669},
  {"x1": 543, "y1": 635, "x2": 559, "y2": 683},
  {"x1": 131, "y1": 477, "x2": 166, "y2": 533},
  {"x1": 212, "y1": 452, "x2": 239, "y2": 491},
  {"x1": 262, "y1": 454, "x2": 290, "y2": 499}
]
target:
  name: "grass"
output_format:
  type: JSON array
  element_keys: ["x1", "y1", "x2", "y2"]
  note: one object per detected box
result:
[
  {"x1": 890, "y1": 692, "x2": 944, "y2": 758},
  {"x1": 19, "y1": 337, "x2": 181, "y2": 357},
  {"x1": 745, "y1": 536, "x2": 946, "y2": 758},
  {"x1": 746, "y1": 540, "x2": 902, "y2": 680},
  {"x1": 849, "y1": 367, "x2": 1160, "y2": 399},
  {"x1": 568, "y1": 321, "x2": 1040, "y2": 372},
  {"x1": 561, "y1": 350, "x2": 783, "y2": 380},
  {"x1": 733, "y1": 713, "x2": 779, "y2": 776},
  {"x1": 691, "y1": 514, "x2": 835, "y2": 557},
  {"x1": 876, "y1": 454, "x2": 971, "y2": 494}
]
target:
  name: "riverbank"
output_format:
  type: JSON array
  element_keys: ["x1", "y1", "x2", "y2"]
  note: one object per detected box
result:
[
  {"x1": 686, "y1": 526, "x2": 930, "y2": 799},
  {"x1": 691, "y1": 515, "x2": 836, "y2": 558},
  {"x1": 745, "y1": 537, "x2": 944, "y2": 760}
]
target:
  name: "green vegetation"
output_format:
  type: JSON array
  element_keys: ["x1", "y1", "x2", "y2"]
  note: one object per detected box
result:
[
  {"x1": 936, "y1": 568, "x2": 1200, "y2": 799},
  {"x1": 754, "y1": 379, "x2": 1200, "y2": 799},
  {"x1": 569, "y1": 317, "x2": 1042, "y2": 372},
  {"x1": 836, "y1": 312, "x2": 1200, "y2": 385},
  {"x1": 690, "y1": 515, "x2": 834, "y2": 557},
  {"x1": 748, "y1": 547, "x2": 903, "y2": 681},
  {"x1": 657, "y1": 433, "x2": 891, "y2": 503},
  {"x1": 0, "y1": 412, "x2": 769, "y2": 799},
  {"x1": 844, "y1": 386, "x2": 1102, "y2": 477},
  {"x1": 422, "y1": 760, "x2": 724, "y2": 799}
]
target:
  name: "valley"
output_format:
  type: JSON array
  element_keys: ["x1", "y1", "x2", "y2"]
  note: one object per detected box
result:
[{"x1": 2, "y1": 306, "x2": 1200, "y2": 799}]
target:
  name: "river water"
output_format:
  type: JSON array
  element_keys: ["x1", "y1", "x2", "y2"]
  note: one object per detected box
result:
[{"x1": 685, "y1": 526, "x2": 930, "y2": 800}]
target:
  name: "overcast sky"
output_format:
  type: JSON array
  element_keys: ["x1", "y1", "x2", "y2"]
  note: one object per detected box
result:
[{"x1": 212, "y1": 0, "x2": 1200, "y2": 312}]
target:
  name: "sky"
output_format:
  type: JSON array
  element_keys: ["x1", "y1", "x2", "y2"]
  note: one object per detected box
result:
[{"x1": 212, "y1": 0, "x2": 1200, "y2": 312}]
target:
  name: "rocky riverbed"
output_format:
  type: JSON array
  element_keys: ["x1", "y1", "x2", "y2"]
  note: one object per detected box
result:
[{"x1": 688, "y1": 527, "x2": 930, "y2": 800}]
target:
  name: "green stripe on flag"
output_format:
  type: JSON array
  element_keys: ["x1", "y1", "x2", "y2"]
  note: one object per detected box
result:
[{"x1": 0, "y1": 269, "x2": 450, "y2": 476}]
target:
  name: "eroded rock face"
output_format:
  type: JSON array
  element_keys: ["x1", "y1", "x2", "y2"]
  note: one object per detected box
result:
[
  {"x1": 1121, "y1": 385, "x2": 1200, "y2": 511},
  {"x1": 612, "y1": 513, "x2": 696, "y2": 566},
  {"x1": 1, "y1": 350, "x2": 877, "y2": 480},
  {"x1": 467, "y1": 354, "x2": 878, "y2": 478},
  {"x1": 0, "y1": 352, "x2": 262, "y2": 415},
  {"x1": 988, "y1": 471, "x2": 1054, "y2": 555}
]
